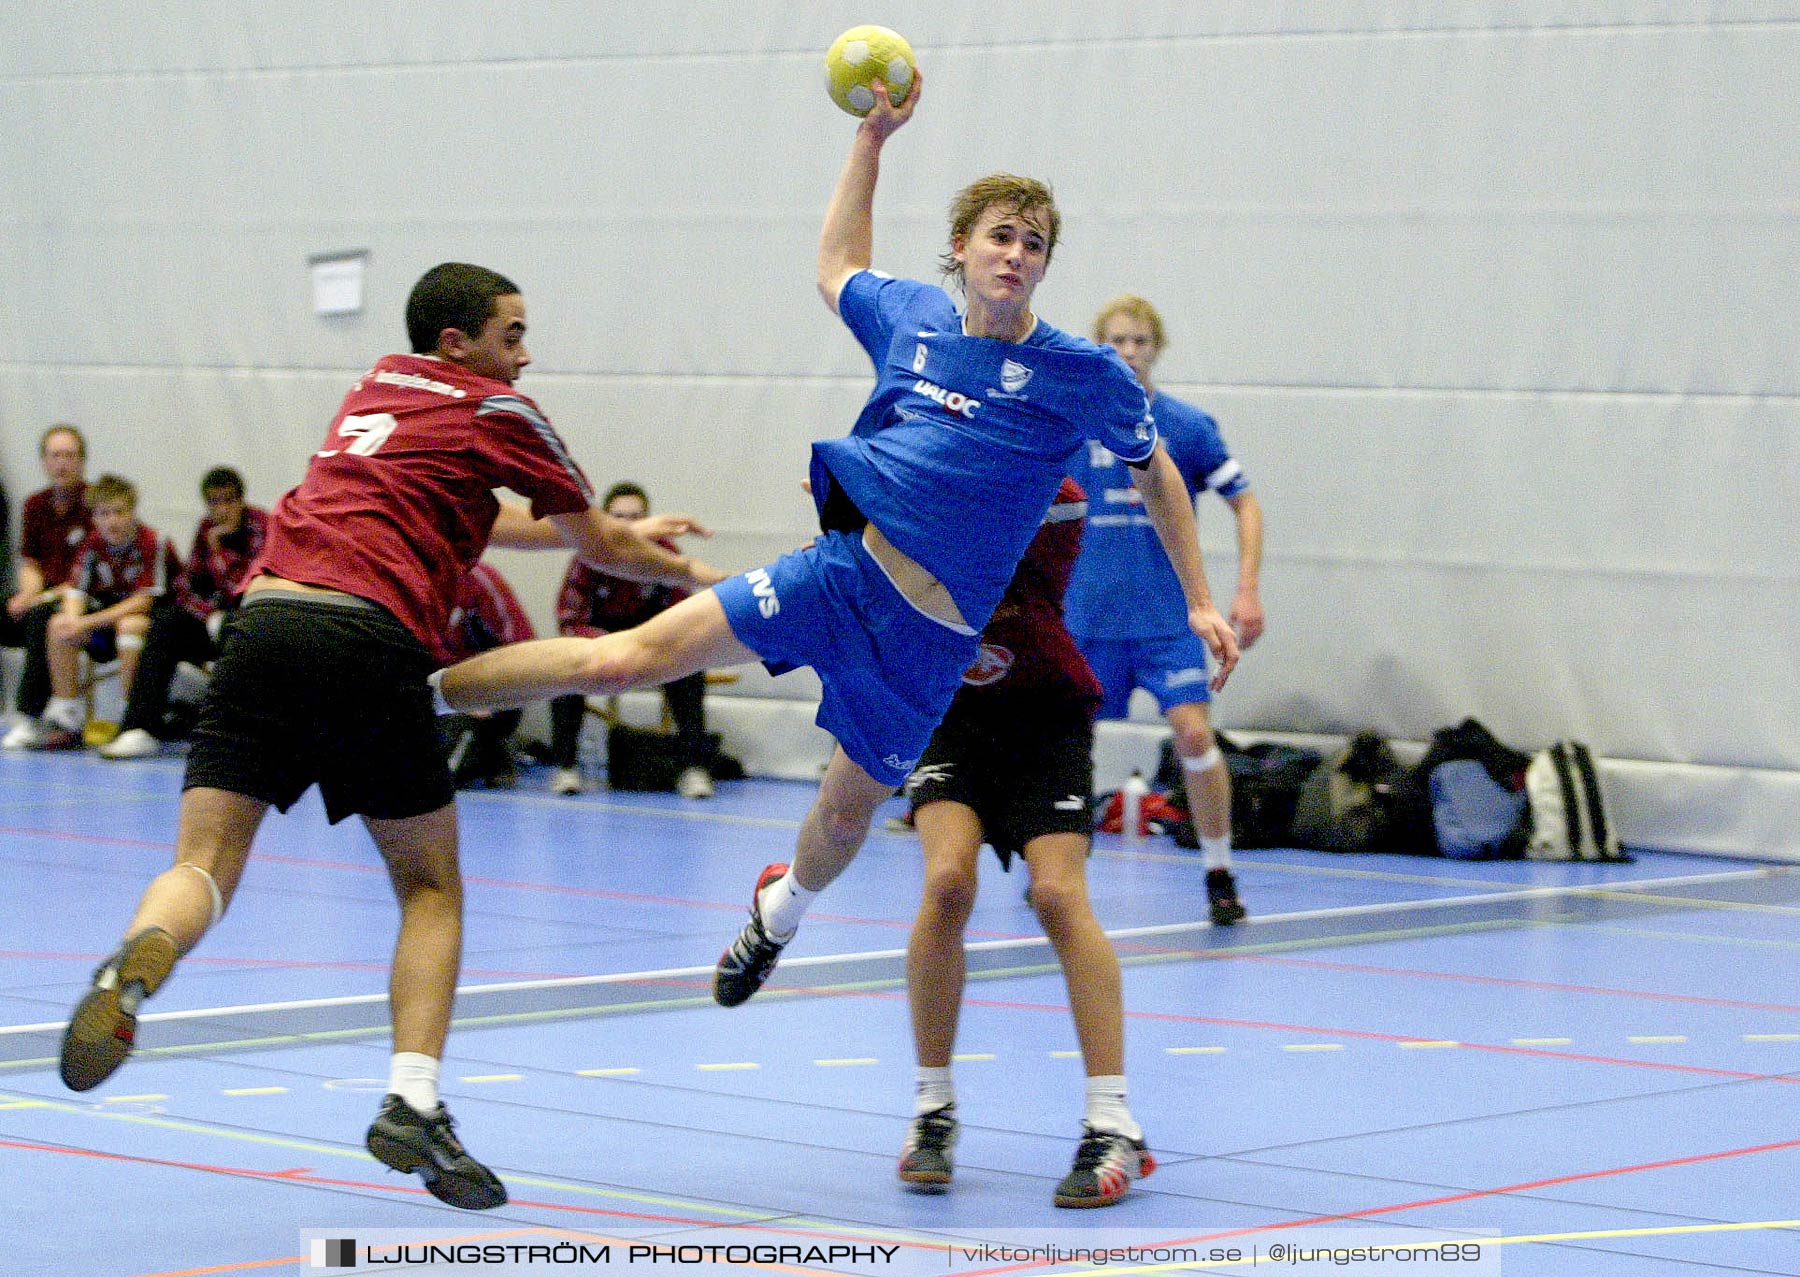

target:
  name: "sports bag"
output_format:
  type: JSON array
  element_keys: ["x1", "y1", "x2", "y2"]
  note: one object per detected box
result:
[
  {"x1": 1526, "y1": 741, "x2": 1630, "y2": 861},
  {"x1": 1290, "y1": 732, "x2": 1405, "y2": 854},
  {"x1": 1389, "y1": 718, "x2": 1532, "y2": 856},
  {"x1": 1159, "y1": 734, "x2": 1323, "y2": 849},
  {"x1": 1429, "y1": 759, "x2": 1528, "y2": 860}
]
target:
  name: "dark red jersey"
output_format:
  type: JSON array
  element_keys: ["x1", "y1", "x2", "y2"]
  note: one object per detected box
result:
[
  {"x1": 20, "y1": 486, "x2": 92, "y2": 587},
  {"x1": 444, "y1": 561, "x2": 535, "y2": 663},
  {"x1": 555, "y1": 542, "x2": 688, "y2": 637},
  {"x1": 172, "y1": 506, "x2": 269, "y2": 622},
  {"x1": 250, "y1": 354, "x2": 591, "y2": 660},
  {"x1": 72, "y1": 524, "x2": 181, "y2": 608},
  {"x1": 947, "y1": 477, "x2": 1102, "y2": 720}
]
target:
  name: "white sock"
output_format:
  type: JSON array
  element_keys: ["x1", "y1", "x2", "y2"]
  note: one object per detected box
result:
[
  {"x1": 388, "y1": 1052, "x2": 440, "y2": 1113},
  {"x1": 758, "y1": 871, "x2": 816, "y2": 940},
  {"x1": 45, "y1": 697, "x2": 85, "y2": 730},
  {"x1": 426, "y1": 669, "x2": 452, "y2": 715},
  {"x1": 1085, "y1": 1074, "x2": 1141, "y2": 1141},
  {"x1": 1199, "y1": 833, "x2": 1232, "y2": 871},
  {"x1": 915, "y1": 1066, "x2": 955, "y2": 1115}
]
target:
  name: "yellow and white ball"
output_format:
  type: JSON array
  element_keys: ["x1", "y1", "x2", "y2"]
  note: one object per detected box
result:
[{"x1": 824, "y1": 25, "x2": 916, "y2": 117}]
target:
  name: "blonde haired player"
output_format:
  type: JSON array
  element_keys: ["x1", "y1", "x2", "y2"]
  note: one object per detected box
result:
[{"x1": 433, "y1": 64, "x2": 1240, "y2": 1014}]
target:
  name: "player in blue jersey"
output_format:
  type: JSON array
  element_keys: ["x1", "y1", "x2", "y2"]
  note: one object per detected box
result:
[
  {"x1": 1066, "y1": 295, "x2": 1266, "y2": 925},
  {"x1": 434, "y1": 71, "x2": 1240, "y2": 1006}
]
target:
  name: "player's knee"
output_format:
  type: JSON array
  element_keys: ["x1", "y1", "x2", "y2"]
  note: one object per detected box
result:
[
  {"x1": 921, "y1": 867, "x2": 977, "y2": 924},
  {"x1": 1175, "y1": 724, "x2": 1219, "y2": 765},
  {"x1": 1027, "y1": 877, "x2": 1083, "y2": 933}
]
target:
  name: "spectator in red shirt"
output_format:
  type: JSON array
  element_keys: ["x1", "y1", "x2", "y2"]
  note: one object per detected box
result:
[
  {"x1": 100, "y1": 467, "x2": 269, "y2": 760},
  {"x1": 4, "y1": 474, "x2": 180, "y2": 750},
  {"x1": 58, "y1": 263, "x2": 725, "y2": 1210},
  {"x1": 439, "y1": 561, "x2": 535, "y2": 789},
  {"x1": 3, "y1": 424, "x2": 92, "y2": 679},
  {"x1": 896, "y1": 479, "x2": 1154, "y2": 1209},
  {"x1": 546, "y1": 482, "x2": 715, "y2": 798}
]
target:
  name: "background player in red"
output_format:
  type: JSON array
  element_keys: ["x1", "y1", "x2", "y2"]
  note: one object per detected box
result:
[
  {"x1": 439, "y1": 560, "x2": 535, "y2": 789},
  {"x1": 898, "y1": 480, "x2": 1153, "y2": 1208},
  {"x1": 100, "y1": 466, "x2": 269, "y2": 760},
  {"x1": 2, "y1": 425, "x2": 93, "y2": 744},
  {"x1": 546, "y1": 481, "x2": 717, "y2": 798},
  {"x1": 57, "y1": 262, "x2": 726, "y2": 1211}
]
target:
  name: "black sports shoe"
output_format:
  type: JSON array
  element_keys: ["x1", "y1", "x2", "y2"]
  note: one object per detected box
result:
[
  {"x1": 366, "y1": 1093, "x2": 507, "y2": 1210},
  {"x1": 713, "y1": 863, "x2": 792, "y2": 1007},
  {"x1": 897, "y1": 1104, "x2": 958, "y2": 1189},
  {"x1": 1206, "y1": 867, "x2": 1247, "y2": 926},
  {"x1": 1054, "y1": 1124, "x2": 1156, "y2": 1208},
  {"x1": 60, "y1": 927, "x2": 180, "y2": 1091}
]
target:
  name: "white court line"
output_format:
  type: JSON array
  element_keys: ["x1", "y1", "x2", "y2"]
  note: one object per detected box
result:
[{"x1": 0, "y1": 865, "x2": 1779, "y2": 1038}]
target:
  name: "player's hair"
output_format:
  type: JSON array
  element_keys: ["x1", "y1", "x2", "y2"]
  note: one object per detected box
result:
[
  {"x1": 199, "y1": 466, "x2": 245, "y2": 499},
  {"x1": 40, "y1": 423, "x2": 86, "y2": 458},
  {"x1": 1092, "y1": 294, "x2": 1166, "y2": 349},
  {"x1": 938, "y1": 174, "x2": 1060, "y2": 287},
  {"x1": 406, "y1": 262, "x2": 520, "y2": 354},
  {"x1": 88, "y1": 474, "x2": 137, "y2": 511},
  {"x1": 602, "y1": 481, "x2": 649, "y2": 512}
]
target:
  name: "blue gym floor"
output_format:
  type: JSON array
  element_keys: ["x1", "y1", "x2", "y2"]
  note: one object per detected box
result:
[{"x1": 2, "y1": 750, "x2": 1797, "y2": 1275}]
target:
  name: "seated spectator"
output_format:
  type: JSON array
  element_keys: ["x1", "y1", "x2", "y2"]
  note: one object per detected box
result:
[
  {"x1": 5, "y1": 474, "x2": 180, "y2": 750},
  {"x1": 3, "y1": 425, "x2": 92, "y2": 655},
  {"x1": 438, "y1": 561, "x2": 535, "y2": 788},
  {"x1": 100, "y1": 467, "x2": 269, "y2": 759},
  {"x1": 545, "y1": 482, "x2": 715, "y2": 798}
]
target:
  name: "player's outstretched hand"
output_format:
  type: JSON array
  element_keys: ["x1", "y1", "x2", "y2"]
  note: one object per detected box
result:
[
  {"x1": 635, "y1": 513, "x2": 713, "y2": 541},
  {"x1": 1189, "y1": 603, "x2": 1240, "y2": 692},
  {"x1": 860, "y1": 65, "x2": 922, "y2": 141}
]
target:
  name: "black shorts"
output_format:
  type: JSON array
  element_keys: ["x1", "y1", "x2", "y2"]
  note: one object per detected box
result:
[
  {"x1": 184, "y1": 593, "x2": 453, "y2": 824},
  {"x1": 905, "y1": 703, "x2": 1095, "y2": 869}
]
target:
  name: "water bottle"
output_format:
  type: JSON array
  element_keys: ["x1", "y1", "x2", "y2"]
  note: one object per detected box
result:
[{"x1": 1121, "y1": 770, "x2": 1150, "y2": 843}]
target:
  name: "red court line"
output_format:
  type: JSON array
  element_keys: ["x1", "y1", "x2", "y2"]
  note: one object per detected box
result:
[
  {"x1": 953, "y1": 1136, "x2": 1800, "y2": 1277},
  {"x1": 1, "y1": 821, "x2": 1033, "y2": 941},
  {"x1": 1222, "y1": 952, "x2": 1800, "y2": 1015},
  {"x1": 0, "y1": 1137, "x2": 952, "y2": 1269}
]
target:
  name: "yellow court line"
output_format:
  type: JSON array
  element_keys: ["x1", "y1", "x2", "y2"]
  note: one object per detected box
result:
[
  {"x1": 103, "y1": 1094, "x2": 169, "y2": 1103},
  {"x1": 220, "y1": 1087, "x2": 288, "y2": 1097},
  {"x1": 1167, "y1": 1047, "x2": 1227, "y2": 1055},
  {"x1": 1745, "y1": 1034, "x2": 1800, "y2": 1043},
  {"x1": 1596, "y1": 924, "x2": 1800, "y2": 952},
  {"x1": 952, "y1": 1053, "x2": 996, "y2": 1062},
  {"x1": 1397, "y1": 1040, "x2": 1460, "y2": 1049},
  {"x1": 459, "y1": 1073, "x2": 523, "y2": 1083},
  {"x1": 1512, "y1": 1037, "x2": 1572, "y2": 1045},
  {"x1": 577, "y1": 1067, "x2": 640, "y2": 1076},
  {"x1": 1086, "y1": 1218, "x2": 1800, "y2": 1273},
  {"x1": 1627, "y1": 1036, "x2": 1688, "y2": 1044},
  {"x1": 1590, "y1": 889, "x2": 1800, "y2": 916},
  {"x1": 695, "y1": 1061, "x2": 758, "y2": 1071},
  {"x1": 1049, "y1": 1050, "x2": 1082, "y2": 1058}
]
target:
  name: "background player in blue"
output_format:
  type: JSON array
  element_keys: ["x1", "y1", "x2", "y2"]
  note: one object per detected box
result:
[
  {"x1": 1066, "y1": 294, "x2": 1266, "y2": 925},
  {"x1": 434, "y1": 69, "x2": 1240, "y2": 1007}
]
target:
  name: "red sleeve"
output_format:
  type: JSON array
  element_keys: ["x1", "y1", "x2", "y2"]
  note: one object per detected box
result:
[
  {"x1": 556, "y1": 558, "x2": 598, "y2": 634},
  {"x1": 473, "y1": 395, "x2": 593, "y2": 519}
]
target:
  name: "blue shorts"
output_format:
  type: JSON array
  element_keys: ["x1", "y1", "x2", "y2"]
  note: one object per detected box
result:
[
  {"x1": 714, "y1": 532, "x2": 980, "y2": 788},
  {"x1": 1075, "y1": 632, "x2": 1213, "y2": 720}
]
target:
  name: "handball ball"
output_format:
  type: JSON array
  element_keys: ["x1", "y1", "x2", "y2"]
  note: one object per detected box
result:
[{"x1": 824, "y1": 25, "x2": 916, "y2": 117}]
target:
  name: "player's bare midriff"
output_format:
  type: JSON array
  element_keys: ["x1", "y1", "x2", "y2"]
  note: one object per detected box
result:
[{"x1": 860, "y1": 523, "x2": 968, "y2": 629}]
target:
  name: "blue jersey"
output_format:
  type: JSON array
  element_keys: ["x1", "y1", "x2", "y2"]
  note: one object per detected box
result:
[
  {"x1": 810, "y1": 270, "x2": 1154, "y2": 631},
  {"x1": 1064, "y1": 390, "x2": 1249, "y2": 640}
]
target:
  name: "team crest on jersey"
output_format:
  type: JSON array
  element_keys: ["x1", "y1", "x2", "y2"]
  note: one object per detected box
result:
[
  {"x1": 913, "y1": 342, "x2": 928, "y2": 373},
  {"x1": 962, "y1": 641, "x2": 1015, "y2": 686},
  {"x1": 999, "y1": 358, "x2": 1033, "y2": 394}
]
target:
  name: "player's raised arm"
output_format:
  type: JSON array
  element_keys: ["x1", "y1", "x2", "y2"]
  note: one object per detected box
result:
[
  {"x1": 817, "y1": 67, "x2": 922, "y2": 313},
  {"x1": 1130, "y1": 443, "x2": 1240, "y2": 689}
]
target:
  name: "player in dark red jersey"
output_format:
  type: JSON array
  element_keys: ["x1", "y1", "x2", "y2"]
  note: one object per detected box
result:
[
  {"x1": 57, "y1": 262, "x2": 726, "y2": 1211},
  {"x1": 439, "y1": 560, "x2": 535, "y2": 789},
  {"x1": 896, "y1": 479, "x2": 1154, "y2": 1210}
]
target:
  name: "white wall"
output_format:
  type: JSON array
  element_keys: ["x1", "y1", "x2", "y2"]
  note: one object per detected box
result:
[{"x1": 2, "y1": 3, "x2": 1794, "y2": 856}]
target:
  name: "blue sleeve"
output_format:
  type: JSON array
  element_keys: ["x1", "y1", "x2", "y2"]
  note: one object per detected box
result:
[
  {"x1": 837, "y1": 271, "x2": 940, "y2": 366},
  {"x1": 1165, "y1": 405, "x2": 1250, "y2": 500},
  {"x1": 1088, "y1": 349, "x2": 1157, "y2": 464}
]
